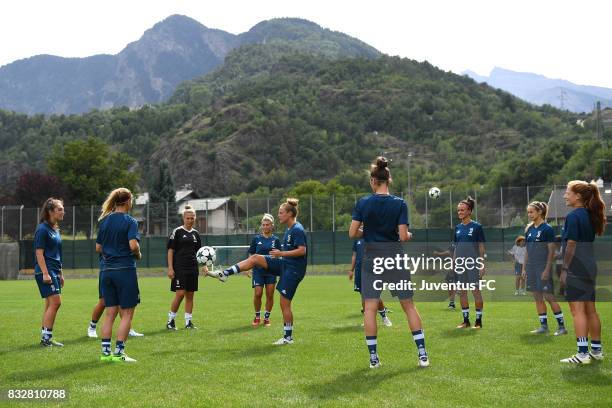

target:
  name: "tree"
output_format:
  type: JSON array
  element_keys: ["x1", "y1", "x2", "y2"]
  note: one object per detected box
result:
[
  {"x1": 14, "y1": 170, "x2": 68, "y2": 207},
  {"x1": 148, "y1": 160, "x2": 179, "y2": 230},
  {"x1": 48, "y1": 137, "x2": 138, "y2": 205}
]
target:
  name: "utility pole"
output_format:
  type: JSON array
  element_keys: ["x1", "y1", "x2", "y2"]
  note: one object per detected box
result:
[{"x1": 559, "y1": 89, "x2": 567, "y2": 110}]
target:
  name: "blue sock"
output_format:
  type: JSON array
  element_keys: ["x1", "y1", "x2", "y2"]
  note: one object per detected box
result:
[
  {"x1": 264, "y1": 311, "x2": 271, "y2": 319},
  {"x1": 101, "y1": 338, "x2": 111, "y2": 355},
  {"x1": 412, "y1": 330, "x2": 427, "y2": 357},
  {"x1": 366, "y1": 335, "x2": 378, "y2": 361},
  {"x1": 475, "y1": 309, "x2": 482, "y2": 321},
  {"x1": 378, "y1": 307, "x2": 387, "y2": 318},
  {"x1": 539, "y1": 313, "x2": 548, "y2": 328},
  {"x1": 223, "y1": 264, "x2": 240, "y2": 276},
  {"x1": 553, "y1": 311, "x2": 565, "y2": 328},
  {"x1": 591, "y1": 340, "x2": 602, "y2": 353},
  {"x1": 283, "y1": 323, "x2": 293, "y2": 339},
  {"x1": 255, "y1": 311, "x2": 261, "y2": 318},
  {"x1": 114, "y1": 340, "x2": 125, "y2": 355},
  {"x1": 577, "y1": 337, "x2": 588, "y2": 354},
  {"x1": 462, "y1": 308, "x2": 470, "y2": 322},
  {"x1": 41, "y1": 327, "x2": 52, "y2": 341}
]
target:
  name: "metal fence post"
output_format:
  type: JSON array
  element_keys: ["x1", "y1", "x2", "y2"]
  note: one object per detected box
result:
[
  {"x1": 310, "y1": 195, "x2": 313, "y2": 232},
  {"x1": 474, "y1": 190, "x2": 478, "y2": 221},
  {"x1": 332, "y1": 193, "x2": 336, "y2": 232},
  {"x1": 72, "y1": 206, "x2": 76, "y2": 270},
  {"x1": 225, "y1": 201, "x2": 229, "y2": 235},
  {"x1": 146, "y1": 203, "x2": 150, "y2": 236},
  {"x1": 166, "y1": 202, "x2": 169, "y2": 237},
  {"x1": 500, "y1": 187, "x2": 504, "y2": 228},
  {"x1": 246, "y1": 197, "x2": 249, "y2": 233},
  {"x1": 19, "y1": 205, "x2": 23, "y2": 240},
  {"x1": 90, "y1": 205, "x2": 94, "y2": 238},
  {"x1": 205, "y1": 200, "x2": 209, "y2": 235},
  {"x1": 449, "y1": 190, "x2": 453, "y2": 230},
  {"x1": 553, "y1": 184, "x2": 558, "y2": 226},
  {"x1": 425, "y1": 193, "x2": 428, "y2": 229},
  {"x1": 526, "y1": 185, "x2": 530, "y2": 206}
]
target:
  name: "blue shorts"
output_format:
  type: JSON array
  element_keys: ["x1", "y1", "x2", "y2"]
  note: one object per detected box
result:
[
  {"x1": 526, "y1": 265, "x2": 554, "y2": 293},
  {"x1": 514, "y1": 262, "x2": 523, "y2": 276},
  {"x1": 263, "y1": 255, "x2": 283, "y2": 276},
  {"x1": 276, "y1": 267, "x2": 305, "y2": 300},
  {"x1": 252, "y1": 268, "x2": 276, "y2": 288},
  {"x1": 98, "y1": 273, "x2": 103, "y2": 299},
  {"x1": 455, "y1": 267, "x2": 480, "y2": 285},
  {"x1": 35, "y1": 269, "x2": 61, "y2": 298},
  {"x1": 100, "y1": 268, "x2": 140, "y2": 308}
]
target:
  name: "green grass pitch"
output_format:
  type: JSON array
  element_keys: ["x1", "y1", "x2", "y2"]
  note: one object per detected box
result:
[{"x1": 0, "y1": 275, "x2": 610, "y2": 407}]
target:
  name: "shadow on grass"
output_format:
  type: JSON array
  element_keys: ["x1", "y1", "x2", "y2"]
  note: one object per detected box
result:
[
  {"x1": 561, "y1": 361, "x2": 611, "y2": 385},
  {"x1": 329, "y1": 325, "x2": 363, "y2": 333},
  {"x1": 303, "y1": 366, "x2": 416, "y2": 400},
  {"x1": 9, "y1": 360, "x2": 99, "y2": 381},
  {"x1": 439, "y1": 328, "x2": 479, "y2": 338},
  {"x1": 0, "y1": 336, "x2": 90, "y2": 356},
  {"x1": 216, "y1": 325, "x2": 256, "y2": 335},
  {"x1": 518, "y1": 333, "x2": 553, "y2": 344}
]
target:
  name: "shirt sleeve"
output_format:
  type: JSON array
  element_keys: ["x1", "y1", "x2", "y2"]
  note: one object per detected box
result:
[
  {"x1": 293, "y1": 228, "x2": 307, "y2": 247},
  {"x1": 565, "y1": 213, "x2": 579, "y2": 241},
  {"x1": 248, "y1": 236, "x2": 257, "y2": 255},
  {"x1": 544, "y1": 226, "x2": 555, "y2": 242},
  {"x1": 128, "y1": 218, "x2": 140, "y2": 241},
  {"x1": 34, "y1": 226, "x2": 46, "y2": 250},
  {"x1": 352, "y1": 199, "x2": 363, "y2": 222},
  {"x1": 167, "y1": 229, "x2": 177, "y2": 250},
  {"x1": 398, "y1": 200, "x2": 409, "y2": 226}
]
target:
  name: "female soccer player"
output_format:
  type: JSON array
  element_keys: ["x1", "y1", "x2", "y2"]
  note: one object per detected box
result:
[
  {"x1": 34, "y1": 198, "x2": 65, "y2": 347},
  {"x1": 521, "y1": 202, "x2": 566, "y2": 335},
  {"x1": 348, "y1": 238, "x2": 392, "y2": 326},
  {"x1": 453, "y1": 197, "x2": 486, "y2": 329},
  {"x1": 560, "y1": 181, "x2": 606, "y2": 364},
  {"x1": 96, "y1": 188, "x2": 141, "y2": 363},
  {"x1": 166, "y1": 205, "x2": 207, "y2": 330},
  {"x1": 349, "y1": 157, "x2": 428, "y2": 368},
  {"x1": 509, "y1": 236, "x2": 526, "y2": 295},
  {"x1": 209, "y1": 198, "x2": 307, "y2": 345},
  {"x1": 249, "y1": 213, "x2": 281, "y2": 327}
]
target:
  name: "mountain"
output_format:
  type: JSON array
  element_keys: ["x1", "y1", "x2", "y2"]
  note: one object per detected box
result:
[
  {"x1": 463, "y1": 67, "x2": 612, "y2": 113},
  {"x1": 0, "y1": 15, "x2": 379, "y2": 115}
]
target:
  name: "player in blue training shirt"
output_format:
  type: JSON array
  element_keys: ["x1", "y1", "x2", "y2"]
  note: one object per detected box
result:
[
  {"x1": 249, "y1": 213, "x2": 281, "y2": 327},
  {"x1": 34, "y1": 198, "x2": 65, "y2": 347},
  {"x1": 211, "y1": 198, "x2": 307, "y2": 345},
  {"x1": 96, "y1": 188, "x2": 142, "y2": 363},
  {"x1": 521, "y1": 201, "x2": 566, "y2": 336},
  {"x1": 453, "y1": 197, "x2": 486, "y2": 329},
  {"x1": 349, "y1": 238, "x2": 392, "y2": 327},
  {"x1": 349, "y1": 157, "x2": 429, "y2": 369},
  {"x1": 560, "y1": 181, "x2": 606, "y2": 364}
]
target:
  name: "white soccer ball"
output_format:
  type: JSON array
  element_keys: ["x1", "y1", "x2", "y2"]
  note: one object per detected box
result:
[
  {"x1": 428, "y1": 187, "x2": 441, "y2": 199},
  {"x1": 196, "y1": 246, "x2": 216, "y2": 267}
]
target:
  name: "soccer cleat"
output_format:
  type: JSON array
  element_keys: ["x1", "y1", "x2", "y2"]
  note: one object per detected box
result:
[
  {"x1": 166, "y1": 320, "x2": 177, "y2": 331},
  {"x1": 589, "y1": 351, "x2": 604, "y2": 361},
  {"x1": 560, "y1": 353, "x2": 591, "y2": 364},
  {"x1": 87, "y1": 326, "x2": 98, "y2": 338},
  {"x1": 554, "y1": 327, "x2": 568, "y2": 336},
  {"x1": 514, "y1": 290, "x2": 519, "y2": 296},
  {"x1": 100, "y1": 354, "x2": 113, "y2": 362},
  {"x1": 456, "y1": 321, "x2": 471, "y2": 329},
  {"x1": 418, "y1": 355, "x2": 430, "y2": 368},
  {"x1": 208, "y1": 270, "x2": 228, "y2": 282},
  {"x1": 111, "y1": 353, "x2": 137, "y2": 363},
  {"x1": 369, "y1": 359, "x2": 381, "y2": 369},
  {"x1": 185, "y1": 321, "x2": 197, "y2": 330},
  {"x1": 129, "y1": 329, "x2": 144, "y2": 337},
  {"x1": 472, "y1": 320, "x2": 482, "y2": 329},
  {"x1": 263, "y1": 318, "x2": 271, "y2": 327},
  {"x1": 273, "y1": 337, "x2": 294, "y2": 345},
  {"x1": 447, "y1": 302, "x2": 456, "y2": 310},
  {"x1": 382, "y1": 316, "x2": 393, "y2": 327},
  {"x1": 530, "y1": 327, "x2": 548, "y2": 334},
  {"x1": 40, "y1": 339, "x2": 64, "y2": 347},
  {"x1": 252, "y1": 317, "x2": 262, "y2": 327}
]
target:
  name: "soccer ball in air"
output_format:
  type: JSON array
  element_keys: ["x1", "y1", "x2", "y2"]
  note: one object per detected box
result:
[
  {"x1": 196, "y1": 246, "x2": 216, "y2": 267},
  {"x1": 428, "y1": 187, "x2": 441, "y2": 199}
]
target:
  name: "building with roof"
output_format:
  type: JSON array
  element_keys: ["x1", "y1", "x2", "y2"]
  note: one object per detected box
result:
[{"x1": 547, "y1": 180, "x2": 612, "y2": 223}]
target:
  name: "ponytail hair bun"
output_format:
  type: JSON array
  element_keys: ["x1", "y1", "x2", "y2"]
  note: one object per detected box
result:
[
  {"x1": 459, "y1": 196, "x2": 475, "y2": 212},
  {"x1": 370, "y1": 156, "x2": 391, "y2": 184}
]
